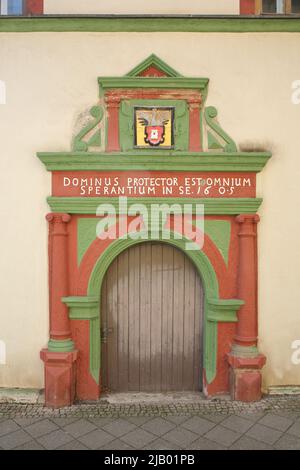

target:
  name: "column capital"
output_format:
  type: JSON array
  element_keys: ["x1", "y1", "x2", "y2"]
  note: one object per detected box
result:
[
  {"x1": 187, "y1": 96, "x2": 202, "y2": 109},
  {"x1": 236, "y1": 214, "x2": 260, "y2": 237},
  {"x1": 236, "y1": 214, "x2": 260, "y2": 225},
  {"x1": 46, "y1": 213, "x2": 71, "y2": 224},
  {"x1": 105, "y1": 94, "x2": 121, "y2": 108},
  {"x1": 105, "y1": 94, "x2": 121, "y2": 152}
]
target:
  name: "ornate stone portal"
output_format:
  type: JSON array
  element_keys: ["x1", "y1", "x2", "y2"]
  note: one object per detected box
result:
[{"x1": 38, "y1": 55, "x2": 270, "y2": 407}]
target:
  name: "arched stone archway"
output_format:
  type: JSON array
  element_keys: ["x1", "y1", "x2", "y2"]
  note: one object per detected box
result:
[{"x1": 63, "y1": 230, "x2": 244, "y2": 394}]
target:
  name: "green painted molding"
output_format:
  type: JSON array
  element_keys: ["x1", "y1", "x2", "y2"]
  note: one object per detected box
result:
[
  {"x1": 231, "y1": 344, "x2": 259, "y2": 357},
  {"x1": 47, "y1": 196, "x2": 263, "y2": 215},
  {"x1": 60, "y1": 232, "x2": 245, "y2": 384},
  {"x1": 205, "y1": 107, "x2": 238, "y2": 153},
  {"x1": 77, "y1": 218, "x2": 232, "y2": 269},
  {"x1": 126, "y1": 54, "x2": 182, "y2": 77},
  {"x1": 62, "y1": 296, "x2": 100, "y2": 382},
  {"x1": 77, "y1": 218, "x2": 99, "y2": 266},
  {"x1": 98, "y1": 77, "x2": 209, "y2": 91},
  {"x1": 1, "y1": 17, "x2": 300, "y2": 33},
  {"x1": 207, "y1": 299, "x2": 244, "y2": 323},
  {"x1": 62, "y1": 296, "x2": 99, "y2": 320},
  {"x1": 72, "y1": 106, "x2": 103, "y2": 152},
  {"x1": 47, "y1": 338, "x2": 75, "y2": 353},
  {"x1": 202, "y1": 220, "x2": 231, "y2": 265},
  {"x1": 79, "y1": 230, "x2": 243, "y2": 384},
  {"x1": 86, "y1": 230, "x2": 220, "y2": 384},
  {"x1": 37, "y1": 151, "x2": 271, "y2": 172},
  {"x1": 88, "y1": 230, "x2": 219, "y2": 297}
]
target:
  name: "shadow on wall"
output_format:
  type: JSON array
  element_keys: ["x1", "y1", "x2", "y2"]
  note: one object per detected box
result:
[{"x1": 239, "y1": 141, "x2": 274, "y2": 153}]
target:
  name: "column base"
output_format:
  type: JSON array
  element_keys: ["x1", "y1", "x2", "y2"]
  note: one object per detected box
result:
[
  {"x1": 227, "y1": 353, "x2": 266, "y2": 402},
  {"x1": 40, "y1": 349, "x2": 78, "y2": 408}
]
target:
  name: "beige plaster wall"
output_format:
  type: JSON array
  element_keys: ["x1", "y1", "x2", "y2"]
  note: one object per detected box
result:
[
  {"x1": 43, "y1": 0, "x2": 240, "y2": 15},
  {"x1": 0, "y1": 32, "x2": 299, "y2": 390}
]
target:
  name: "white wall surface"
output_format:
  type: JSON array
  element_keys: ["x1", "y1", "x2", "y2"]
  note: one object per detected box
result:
[{"x1": 44, "y1": 0, "x2": 240, "y2": 15}]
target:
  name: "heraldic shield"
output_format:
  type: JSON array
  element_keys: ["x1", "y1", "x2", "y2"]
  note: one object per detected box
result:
[{"x1": 135, "y1": 107, "x2": 174, "y2": 148}]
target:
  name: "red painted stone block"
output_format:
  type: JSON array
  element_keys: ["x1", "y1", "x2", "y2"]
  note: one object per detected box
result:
[
  {"x1": 228, "y1": 354, "x2": 266, "y2": 370},
  {"x1": 40, "y1": 350, "x2": 78, "y2": 408},
  {"x1": 26, "y1": 0, "x2": 44, "y2": 15},
  {"x1": 240, "y1": 0, "x2": 256, "y2": 15},
  {"x1": 231, "y1": 369, "x2": 263, "y2": 402},
  {"x1": 228, "y1": 353, "x2": 266, "y2": 402},
  {"x1": 71, "y1": 321, "x2": 100, "y2": 401}
]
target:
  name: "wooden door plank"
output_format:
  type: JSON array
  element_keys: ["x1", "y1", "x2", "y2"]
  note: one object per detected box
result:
[
  {"x1": 194, "y1": 272, "x2": 203, "y2": 390},
  {"x1": 139, "y1": 243, "x2": 152, "y2": 391},
  {"x1": 150, "y1": 243, "x2": 163, "y2": 391},
  {"x1": 106, "y1": 259, "x2": 119, "y2": 391},
  {"x1": 172, "y1": 248, "x2": 185, "y2": 390},
  {"x1": 100, "y1": 276, "x2": 108, "y2": 390},
  {"x1": 117, "y1": 249, "x2": 129, "y2": 390},
  {"x1": 161, "y1": 244, "x2": 174, "y2": 391},
  {"x1": 183, "y1": 256, "x2": 196, "y2": 390},
  {"x1": 128, "y1": 245, "x2": 141, "y2": 391}
]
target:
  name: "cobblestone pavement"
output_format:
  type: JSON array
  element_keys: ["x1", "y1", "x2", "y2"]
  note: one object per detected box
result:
[{"x1": 1, "y1": 396, "x2": 300, "y2": 450}]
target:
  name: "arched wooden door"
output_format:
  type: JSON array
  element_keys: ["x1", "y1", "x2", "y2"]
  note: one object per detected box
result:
[{"x1": 100, "y1": 242, "x2": 204, "y2": 392}]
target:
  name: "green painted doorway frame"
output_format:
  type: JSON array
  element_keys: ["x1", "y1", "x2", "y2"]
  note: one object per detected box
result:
[{"x1": 63, "y1": 230, "x2": 244, "y2": 388}]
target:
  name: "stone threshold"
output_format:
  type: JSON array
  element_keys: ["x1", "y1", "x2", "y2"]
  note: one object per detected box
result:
[{"x1": 96, "y1": 392, "x2": 221, "y2": 404}]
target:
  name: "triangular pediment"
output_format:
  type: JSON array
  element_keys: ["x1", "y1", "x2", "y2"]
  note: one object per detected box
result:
[{"x1": 126, "y1": 54, "x2": 182, "y2": 78}]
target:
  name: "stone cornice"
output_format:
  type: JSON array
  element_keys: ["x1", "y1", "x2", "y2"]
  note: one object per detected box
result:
[
  {"x1": 37, "y1": 152, "x2": 271, "y2": 173},
  {"x1": 1, "y1": 16, "x2": 300, "y2": 33},
  {"x1": 98, "y1": 77, "x2": 209, "y2": 91},
  {"x1": 47, "y1": 196, "x2": 263, "y2": 215}
]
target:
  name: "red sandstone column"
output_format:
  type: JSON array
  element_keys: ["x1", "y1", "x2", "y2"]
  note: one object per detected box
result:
[
  {"x1": 105, "y1": 95, "x2": 121, "y2": 152},
  {"x1": 188, "y1": 97, "x2": 202, "y2": 152},
  {"x1": 235, "y1": 214, "x2": 260, "y2": 347},
  {"x1": 227, "y1": 214, "x2": 266, "y2": 402},
  {"x1": 46, "y1": 213, "x2": 72, "y2": 342},
  {"x1": 40, "y1": 213, "x2": 77, "y2": 408}
]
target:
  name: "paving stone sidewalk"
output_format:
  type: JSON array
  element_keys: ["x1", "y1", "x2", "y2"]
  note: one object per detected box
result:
[{"x1": 1, "y1": 396, "x2": 300, "y2": 450}]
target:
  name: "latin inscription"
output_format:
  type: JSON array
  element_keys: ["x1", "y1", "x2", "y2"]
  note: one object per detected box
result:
[{"x1": 53, "y1": 172, "x2": 255, "y2": 198}]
